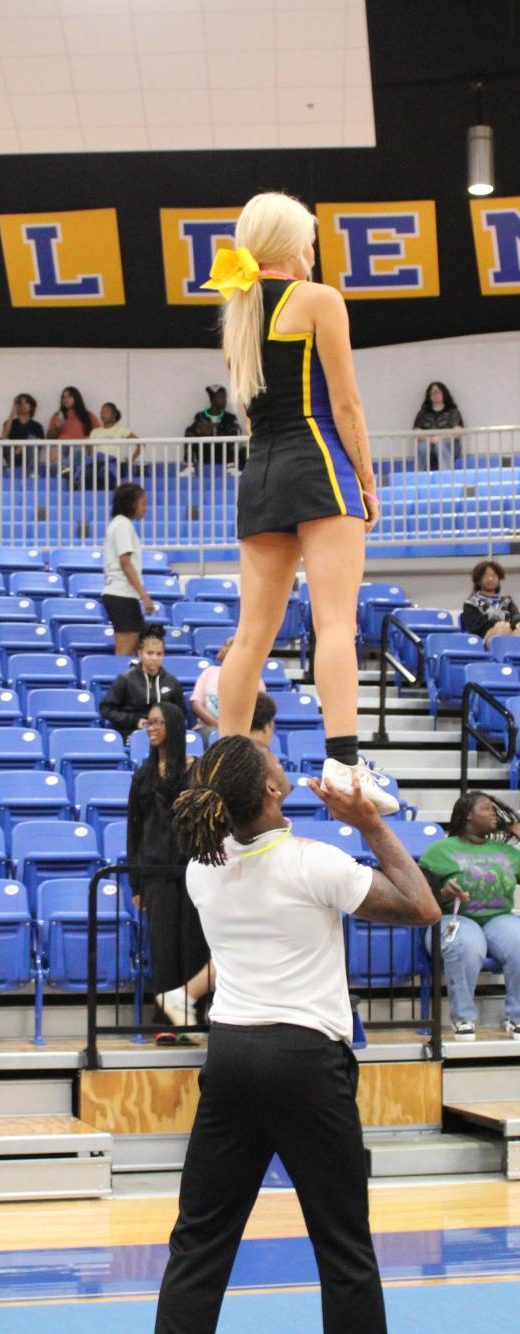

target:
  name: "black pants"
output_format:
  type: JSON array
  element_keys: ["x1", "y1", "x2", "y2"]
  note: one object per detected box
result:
[{"x1": 155, "y1": 1024, "x2": 387, "y2": 1334}]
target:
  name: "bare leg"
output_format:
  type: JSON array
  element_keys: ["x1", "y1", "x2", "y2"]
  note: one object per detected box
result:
[
  {"x1": 115, "y1": 630, "x2": 139, "y2": 656},
  {"x1": 218, "y1": 531, "x2": 301, "y2": 735},
  {"x1": 299, "y1": 515, "x2": 364, "y2": 736}
]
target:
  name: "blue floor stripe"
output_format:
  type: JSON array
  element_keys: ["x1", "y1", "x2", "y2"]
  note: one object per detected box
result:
[
  {"x1": 1, "y1": 1282, "x2": 520, "y2": 1334},
  {"x1": 1, "y1": 1225, "x2": 520, "y2": 1302}
]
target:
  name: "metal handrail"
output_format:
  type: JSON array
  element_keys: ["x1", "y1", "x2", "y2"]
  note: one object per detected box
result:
[
  {"x1": 374, "y1": 611, "x2": 424, "y2": 744},
  {"x1": 460, "y1": 681, "x2": 517, "y2": 795}
]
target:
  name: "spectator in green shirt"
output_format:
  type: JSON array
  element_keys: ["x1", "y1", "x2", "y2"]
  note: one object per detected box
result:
[{"x1": 419, "y1": 791, "x2": 520, "y2": 1041}]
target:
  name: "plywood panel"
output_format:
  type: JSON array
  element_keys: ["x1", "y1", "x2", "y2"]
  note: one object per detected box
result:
[
  {"x1": 357, "y1": 1062, "x2": 442, "y2": 1127},
  {"x1": 79, "y1": 1069, "x2": 200, "y2": 1134},
  {"x1": 0, "y1": 1116, "x2": 99, "y2": 1137}
]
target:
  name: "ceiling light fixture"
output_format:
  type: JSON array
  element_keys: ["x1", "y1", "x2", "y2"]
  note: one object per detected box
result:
[{"x1": 467, "y1": 79, "x2": 495, "y2": 197}]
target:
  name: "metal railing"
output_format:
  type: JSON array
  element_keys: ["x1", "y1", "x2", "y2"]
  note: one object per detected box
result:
[
  {"x1": 460, "y1": 681, "x2": 517, "y2": 795},
  {"x1": 1, "y1": 425, "x2": 519, "y2": 564},
  {"x1": 375, "y1": 612, "x2": 424, "y2": 744}
]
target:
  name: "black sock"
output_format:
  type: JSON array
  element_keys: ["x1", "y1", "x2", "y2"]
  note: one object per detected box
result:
[{"x1": 326, "y1": 735, "x2": 358, "y2": 767}]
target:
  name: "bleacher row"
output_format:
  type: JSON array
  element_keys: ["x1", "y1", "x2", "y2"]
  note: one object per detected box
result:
[{"x1": 0, "y1": 554, "x2": 514, "y2": 1042}]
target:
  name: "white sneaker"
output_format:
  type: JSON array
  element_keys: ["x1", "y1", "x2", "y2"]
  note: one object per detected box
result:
[
  {"x1": 179, "y1": 465, "x2": 195, "y2": 478},
  {"x1": 503, "y1": 1019, "x2": 520, "y2": 1040},
  {"x1": 321, "y1": 757, "x2": 400, "y2": 816},
  {"x1": 452, "y1": 1021, "x2": 476, "y2": 1041},
  {"x1": 156, "y1": 988, "x2": 196, "y2": 1028}
]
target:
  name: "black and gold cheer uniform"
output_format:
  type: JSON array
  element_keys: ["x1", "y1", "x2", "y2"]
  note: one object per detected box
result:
[{"x1": 238, "y1": 278, "x2": 368, "y2": 538}]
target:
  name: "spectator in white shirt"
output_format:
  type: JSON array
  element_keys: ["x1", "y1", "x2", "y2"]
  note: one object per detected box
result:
[{"x1": 102, "y1": 482, "x2": 155, "y2": 656}]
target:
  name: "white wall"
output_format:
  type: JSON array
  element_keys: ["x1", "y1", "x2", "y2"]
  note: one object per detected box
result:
[{"x1": 1, "y1": 329, "x2": 519, "y2": 439}]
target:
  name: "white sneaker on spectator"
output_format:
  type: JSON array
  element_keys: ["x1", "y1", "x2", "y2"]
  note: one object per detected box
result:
[
  {"x1": 452, "y1": 1021, "x2": 476, "y2": 1041},
  {"x1": 156, "y1": 988, "x2": 196, "y2": 1027},
  {"x1": 179, "y1": 464, "x2": 195, "y2": 478},
  {"x1": 226, "y1": 464, "x2": 241, "y2": 476},
  {"x1": 503, "y1": 1019, "x2": 520, "y2": 1040},
  {"x1": 321, "y1": 757, "x2": 399, "y2": 816}
]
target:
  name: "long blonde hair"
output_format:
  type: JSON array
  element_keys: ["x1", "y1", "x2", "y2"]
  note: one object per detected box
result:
[{"x1": 222, "y1": 192, "x2": 316, "y2": 408}]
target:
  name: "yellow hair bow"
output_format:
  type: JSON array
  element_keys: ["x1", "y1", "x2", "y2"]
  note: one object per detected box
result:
[{"x1": 200, "y1": 246, "x2": 261, "y2": 301}]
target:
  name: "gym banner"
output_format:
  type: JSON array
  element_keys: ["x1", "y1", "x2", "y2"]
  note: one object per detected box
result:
[
  {"x1": 470, "y1": 198, "x2": 520, "y2": 296},
  {"x1": 315, "y1": 201, "x2": 439, "y2": 299},
  {"x1": 0, "y1": 208, "x2": 125, "y2": 308},
  {"x1": 161, "y1": 207, "x2": 241, "y2": 305}
]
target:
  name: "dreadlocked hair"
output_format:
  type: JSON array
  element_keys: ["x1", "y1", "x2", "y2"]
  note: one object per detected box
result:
[{"x1": 173, "y1": 735, "x2": 269, "y2": 867}]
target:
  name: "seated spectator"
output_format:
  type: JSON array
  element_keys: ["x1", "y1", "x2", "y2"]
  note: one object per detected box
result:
[
  {"x1": 420, "y1": 791, "x2": 520, "y2": 1040},
  {"x1": 181, "y1": 384, "x2": 245, "y2": 477},
  {"x1": 414, "y1": 381, "x2": 464, "y2": 471},
  {"x1": 250, "y1": 692, "x2": 277, "y2": 746},
  {"x1": 2, "y1": 394, "x2": 44, "y2": 472},
  {"x1": 461, "y1": 560, "x2": 520, "y2": 647},
  {"x1": 47, "y1": 385, "x2": 100, "y2": 478},
  {"x1": 191, "y1": 636, "x2": 265, "y2": 743},
  {"x1": 90, "y1": 402, "x2": 141, "y2": 473},
  {"x1": 100, "y1": 622, "x2": 185, "y2": 740}
]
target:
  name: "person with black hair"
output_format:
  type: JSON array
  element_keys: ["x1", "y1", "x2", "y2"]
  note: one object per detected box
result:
[
  {"x1": 100, "y1": 623, "x2": 185, "y2": 740},
  {"x1": 249, "y1": 691, "x2": 277, "y2": 745},
  {"x1": 102, "y1": 482, "x2": 155, "y2": 655},
  {"x1": 181, "y1": 385, "x2": 244, "y2": 477},
  {"x1": 2, "y1": 393, "x2": 44, "y2": 471},
  {"x1": 90, "y1": 401, "x2": 141, "y2": 473},
  {"x1": 461, "y1": 560, "x2": 520, "y2": 646},
  {"x1": 127, "y1": 702, "x2": 211, "y2": 1028},
  {"x1": 414, "y1": 381, "x2": 464, "y2": 471},
  {"x1": 154, "y1": 736, "x2": 439, "y2": 1333},
  {"x1": 420, "y1": 791, "x2": 520, "y2": 1040}
]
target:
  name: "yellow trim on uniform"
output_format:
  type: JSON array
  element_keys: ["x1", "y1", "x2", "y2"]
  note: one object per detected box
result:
[
  {"x1": 266, "y1": 280, "x2": 367, "y2": 520},
  {"x1": 239, "y1": 828, "x2": 291, "y2": 859}
]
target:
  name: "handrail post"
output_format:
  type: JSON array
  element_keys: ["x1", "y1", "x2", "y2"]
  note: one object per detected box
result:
[
  {"x1": 460, "y1": 681, "x2": 516, "y2": 797},
  {"x1": 375, "y1": 613, "x2": 390, "y2": 743},
  {"x1": 430, "y1": 919, "x2": 443, "y2": 1061},
  {"x1": 461, "y1": 687, "x2": 470, "y2": 796},
  {"x1": 374, "y1": 612, "x2": 424, "y2": 745},
  {"x1": 86, "y1": 866, "x2": 106, "y2": 1071}
]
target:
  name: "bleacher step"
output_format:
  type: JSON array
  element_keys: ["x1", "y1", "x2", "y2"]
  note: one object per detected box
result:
[
  {"x1": 444, "y1": 1100, "x2": 520, "y2": 1137},
  {"x1": 365, "y1": 1130, "x2": 503, "y2": 1178},
  {"x1": 0, "y1": 1114, "x2": 112, "y2": 1200}
]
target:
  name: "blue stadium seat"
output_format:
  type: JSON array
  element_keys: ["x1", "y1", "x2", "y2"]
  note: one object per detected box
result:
[
  {"x1": 0, "y1": 772, "x2": 71, "y2": 855},
  {"x1": 8, "y1": 572, "x2": 65, "y2": 608},
  {"x1": 192, "y1": 626, "x2": 232, "y2": 658},
  {"x1": 141, "y1": 550, "x2": 170, "y2": 573},
  {"x1": 0, "y1": 596, "x2": 37, "y2": 622},
  {"x1": 186, "y1": 577, "x2": 239, "y2": 616},
  {"x1": 463, "y1": 662, "x2": 520, "y2": 742},
  {"x1": 25, "y1": 688, "x2": 98, "y2": 746},
  {"x1": 49, "y1": 548, "x2": 104, "y2": 581},
  {"x1": 78, "y1": 654, "x2": 132, "y2": 706},
  {"x1": 33, "y1": 877, "x2": 132, "y2": 1043},
  {"x1": 57, "y1": 622, "x2": 117, "y2": 660},
  {"x1": 0, "y1": 688, "x2": 22, "y2": 726},
  {"x1": 142, "y1": 575, "x2": 182, "y2": 606},
  {"x1": 164, "y1": 626, "x2": 193, "y2": 654},
  {"x1": 8, "y1": 653, "x2": 76, "y2": 710},
  {"x1": 171, "y1": 600, "x2": 234, "y2": 630},
  {"x1": 67, "y1": 573, "x2": 104, "y2": 599},
  {"x1": 272, "y1": 692, "x2": 322, "y2": 750},
  {"x1": 74, "y1": 771, "x2": 133, "y2": 849},
  {"x1": 0, "y1": 547, "x2": 44, "y2": 574},
  {"x1": 49, "y1": 728, "x2": 128, "y2": 800},
  {"x1": 290, "y1": 818, "x2": 370, "y2": 862},
  {"x1": 489, "y1": 636, "x2": 520, "y2": 669},
  {"x1": 163, "y1": 654, "x2": 210, "y2": 689},
  {"x1": 344, "y1": 917, "x2": 417, "y2": 986},
  {"x1": 41, "y1": 598, "x2": 105, "y2": 645},
  {"x1": 0, "y1": 623, "x2": 53, "y2": 675},
  {"x1": 424, "y1": 632, "x2": 489, "y2": 718},
  {"x1": 0, "y1": 727, "x2": 44, "y2": 770},
  {"x1": 389, "y1": 608, "x2": 456, "y2": 683},
  {"x1": 357, "y1": 584, "x2": 411, "y2": 650},
  {"x1": 103, "y1": 819, "x2": 127, "y2": 866},
  {"x1": 0, "y1": 881, "x2": 31, "y2": 993},
  {"x1": 285, "y1": 729, "x2": 325, "y2": 774},
  {"x1": 282, "y1": 774, "x2": 327, "y2": 820},
  {"x1": 380, "y1": 818, "x2": 444, "y2": 859},
  {"x1": 11, "y1": 821, "x2": 102, "y2": 910},
  {"x1": 273, "y1": 594, "x2": 304, "y2": 654},
  {"x1": 506, "y1": 697, "x2": 520, "y2": 788},
  {"x1": 262, "y1": 659, "x2": 291, "y2": 691}
]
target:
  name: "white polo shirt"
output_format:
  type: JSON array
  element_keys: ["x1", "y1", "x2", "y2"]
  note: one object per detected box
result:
[
  {"x1": 103, "y1": 514, "x2": 142, "y2": 600},
  {"x1": 187, "y1": 825, "x2": 372, "y2": 1044}
]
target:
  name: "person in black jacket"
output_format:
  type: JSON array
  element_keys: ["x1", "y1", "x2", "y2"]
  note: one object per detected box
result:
[
  {"x1": 100, "y1": 623, "x2": 185, "y2": 740},
  {"x1": 461, "y1": 560, "x2": 520, "y2": 648},
  {"x1": 127, "y1": 702, "x2": 211, "y2": 1027}
]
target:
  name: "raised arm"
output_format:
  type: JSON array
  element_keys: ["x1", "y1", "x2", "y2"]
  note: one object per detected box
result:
[{"x1": 308, "y1": 776, "x2": 440, "y2": 926}]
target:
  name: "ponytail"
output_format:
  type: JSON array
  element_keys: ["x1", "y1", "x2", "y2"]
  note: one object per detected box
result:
[
  {"x1": 173, "y1": 736, "x2": 268, "y2": 866},
  {"x1": 223, "y1": 283, "x2": 265, "y2": 409}
]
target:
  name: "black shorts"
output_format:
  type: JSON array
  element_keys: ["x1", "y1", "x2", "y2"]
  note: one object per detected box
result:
[{"x1": 102, "y1": 594, "x2": 144, "y2": 634}]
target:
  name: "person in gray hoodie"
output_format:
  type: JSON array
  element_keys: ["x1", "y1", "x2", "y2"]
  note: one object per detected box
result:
[{"x1": 100, "y1": 622, "x2": 185, "y2": 741}]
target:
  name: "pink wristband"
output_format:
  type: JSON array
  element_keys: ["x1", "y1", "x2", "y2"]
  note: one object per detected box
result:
[{"x1": 362, "y1": 490, "x2": 378, "y2": 503}]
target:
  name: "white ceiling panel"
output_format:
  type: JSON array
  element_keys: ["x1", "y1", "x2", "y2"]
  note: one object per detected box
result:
[{"x1": 0, "y1": 0, "x2": 374, "y2": 152}]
